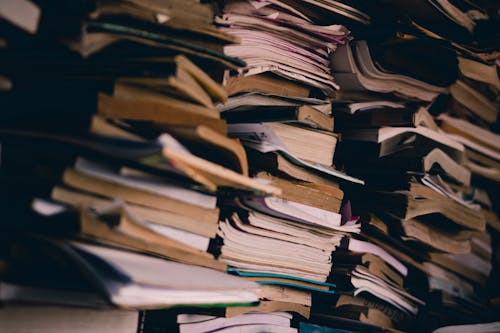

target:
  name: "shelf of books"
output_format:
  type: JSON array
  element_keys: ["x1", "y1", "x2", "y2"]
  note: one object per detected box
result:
[{"x1": 0, "y1": 1, "x2": 499, "y2": 332}]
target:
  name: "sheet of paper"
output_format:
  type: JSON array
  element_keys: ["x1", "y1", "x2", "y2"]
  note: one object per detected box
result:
[{"x1": 348, "y1": 238, "x2": 408, "y2": 276}]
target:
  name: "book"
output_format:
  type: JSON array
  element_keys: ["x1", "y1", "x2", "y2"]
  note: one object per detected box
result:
[
  {"x1": 166, "y1": 125, "x2": 249, "y2": 175},
  {"x1": 247, "y1": 150, "x2": 343, "y2": 188},
  {"x1": 1, "y1": 236, "x2": 260, "y2": 309},
  {"x1": 219, "y1": 92, "x2": 332, "y2": 115},
  {"x1": 449, "y1": 80, "x2": 498, "y2": 124},
  {"x1": 262, "y1": 122, "x2": 337, "y2": 166},
  {"x1": 337, "y1": 238, "x2": 408, "y2": 277},
  {"x1": 367, "y1": 0, "x2": 475, "y2": 45},
  {"x1": 218, "y1": 217, "x2": 334, "y2": 282},
  {"x1": 115, "y1": 55, "x2": 226, "y2": 108},
  {"x1": 256, "y1": 172, "x2": 343, "y2": 213},
  {"x1": 89, "y1": 115, "x2": 145, "y2": 141},
  {"x1": 222, "y1": 104, "x2": 334, "y2": 132},
  {"x1": 439, "y1": 113, "x2": 500, "y2": 154},
  {"x1": 31, "y1": 198, "x2": 222, "y2": 271},
  {"x1": 334, "y1": 104, "x2": 436, "y2": 130},
  {"x1": 332, "y1": 252, "x2": 404, "y2": 288},
  {"x1": 368, "y1": 39, "x2": 459, "y2": 88},
  {"x1": 238, "y1": 196, "x2": 358, "y2": 233},
  {"x1": 89, "y1": 0, "x2": 216, "y2": 31},
  {"x1": 428, "y1": 252, "x2": 491, "y2": 286},
  {"x1": 458, "y1": 56, "x2": 500, "y2": 91},
  {"x1": 61, "y1": 164, "x2": 220, "y2": 226},
  {"x1": 98, "y1": 85, "x2": 221, "y2": 126},
  {"x1": 157, "y1": 134, "x2": 281, "y2": 195},
  {"x1": 45, "y1": 132, "x2": 278, "y2": 196},
  {"x1": 217, "y1": 10, "x2": 348, "y2": 97},
  {"x1": 339, "y1": 126, "x2": 464, "y2": 160},
  {"x1": 224, "y1": 72, "x2": 311, "y2": 97},
  {"x1": 372, "y1": 178, "x2": 486, "y2": 231},
  {"x1": 392, "y1": 217, "x2": 472, "y2": 255},
  {"x1": 314, "y1": 293, "x2": 410, "y2": 326},
  {"x1": 68, "y1": 20, "x2": 245, "y2": 69},
  {"x1": 0, "y1": 0, "x2": 40, "y2": 34},
  {"x1": 268, "y1": 0, "x2": 370, "y2": 25},
  {"x1": 258, "y1": 284, "x2": 313, "y2": 306},
  {"x1": 326, "y1": 306, "x2": 394, "y2": 329},
  {"x1": 228, "y1": 123, "x2": 363, "y2": 184},
  {"x1": 77, "y1": 202, "x2": 223, "y2": 270},
  {"x1": 424, "y1": 262, "x2": 475, "y2": 300},
  {"x1": 328, "y1": 271, "x2": 422, "y2": 316},
  {"x1": 51, "y1": 186, "x2": 218, "y2": 238},
  {"x1": 233, "y1": 212, "x2": 342, "y2": 251},
  {"x1": 340, "y1": 148, "x2": 471, "y2": 188},
  {"x1": 225, "y1": 300, "x2": 311, "y2": 319},
  {"x1": 177, "y1": 312, "x2": 294, "y2": 333},
  {"x1": 331, "y1": 41, "x2": 447, "y2": 102}
]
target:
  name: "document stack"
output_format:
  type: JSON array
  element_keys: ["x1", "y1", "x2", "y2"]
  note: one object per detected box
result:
[
  {"x1": 0, "y1": 1, "x2": 499, "y2": 333},
  {"x1": 0, "y1": 1, "x2": 276, "y2": 332},
  {"x1": 329, "y1": 1, "x2": 500, "y2": 332},
  {"x1": 178, "y1": 1, "x2": 427, "y2": 333}
]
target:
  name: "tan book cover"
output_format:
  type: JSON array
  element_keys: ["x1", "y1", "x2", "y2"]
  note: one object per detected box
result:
[
  {"x1": 52, "y1": 186, "x2": 218, "y2": 238},
  {"x1": 79, "y1": 209, "x2": 225, "y2": 271},
  {"x1": 62, "y1": 168, "x2": 220, "y2": 225}
]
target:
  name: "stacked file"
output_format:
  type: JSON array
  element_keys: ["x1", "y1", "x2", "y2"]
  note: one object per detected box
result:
[
  {"x1": 328, "y1": 1, "x2": 500, "y2": 331},
  {"x1": 216, "y1": 0, "x2": 350, "y2": 131},
  {"x1": 0, "y1": 0, "x2": 278, "y2": 331},
  {"x1": 214, "y1": 170, "x2": 358, "y2": 320},
  {"x1": 163, "y1": 2, "x2": 427, "y2": 332},
  {"x1": 1, "y1": 1, "x2": 499, "y2": 333}
]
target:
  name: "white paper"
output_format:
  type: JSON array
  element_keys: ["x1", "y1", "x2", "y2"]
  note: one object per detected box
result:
[
  {"x1": 31, "y1": 198, "x2": 67, "y2": 216},
  {"x1": 146, "y1": 223, "x2": 210, "y2": 252},
  {"x1": 348, "y1": 238, "x2": 408, "y2": 276}
]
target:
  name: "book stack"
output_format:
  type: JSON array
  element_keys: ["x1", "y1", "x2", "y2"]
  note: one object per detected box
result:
[
  {"x1": 328, "y1": 1, "x2": 500, "y2": 332},
  {"x1": 214, "y1": 5, "x2": 369, "y2": 327},
  {"x1": 175, "y1": 2, "x2": 428, "y2": 333},
  {"x1": 216, "y1": 0, "x2": 352, "y2": 132},
  {"x1": 1, "y1": 1, "x2": 499, "y2": 333},
  {"x1": 0, "y1": 0, "x2": 282, "y2": 331}
]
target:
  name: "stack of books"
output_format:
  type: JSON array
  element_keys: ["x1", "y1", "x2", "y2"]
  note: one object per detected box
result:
[
  {"x1": 328, "y1": 1, "x2": 500, "y2": 332},
  {"x1": 1, "y1": 1, "x2": 499, "y2": 333},
  {"x1": 177, "y1": 1, "x2": 426, "y2": 333},
  {"x1": 0, "y1": 0, "x2": 280, "y2": 331},
  {"x1": 176, "y1": 1, "x2": 499, "y2": 332},
  {"x1": 217, "y1": 0, "x2": 352, "y2": 134}
]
